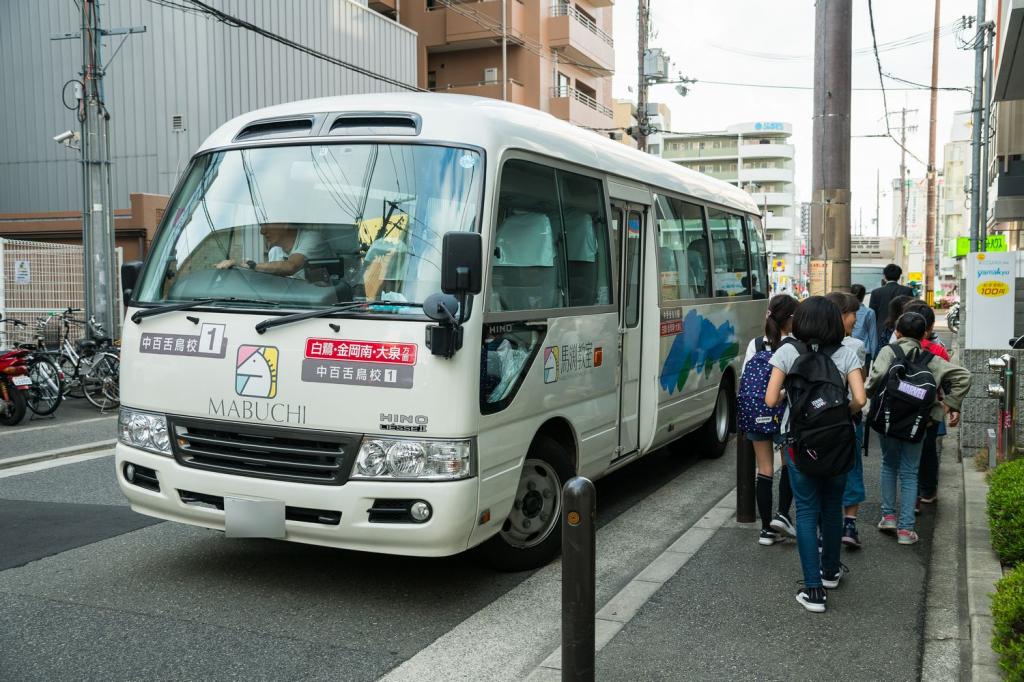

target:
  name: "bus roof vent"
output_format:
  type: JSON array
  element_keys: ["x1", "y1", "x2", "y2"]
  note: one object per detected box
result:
[
  {"x1": 328, "y1": 112, "x2": 421, "y2": 137},
  {"x1": 233, "y1": 116, "x2": 315, "y2": 142}
]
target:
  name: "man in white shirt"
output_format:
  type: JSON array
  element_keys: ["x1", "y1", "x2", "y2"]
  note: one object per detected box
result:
[{"x1": 216, "y1": 223, "x2": 333, "y2": 279}]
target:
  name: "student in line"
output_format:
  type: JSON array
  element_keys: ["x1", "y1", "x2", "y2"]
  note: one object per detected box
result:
[
  {"x1": 882, "y1": 294, "x2": 915, "y2": 347},
  {"x1": 867, "y1": 312, "x2": 971, "y2": 545},
  {"x1": 902, "y1": 301, "x2": 949, "y2": 505},
  {"x1": 739, "y1": 294, "x2": 799, "y2": 545},
  {"x1": 765, "y1": 296, "x2": 866, "y2": 613},
  {"x1": 850, "y1": 284, "x2": 878, "y2": 359},
  {"x1": 827, "y1": 292, "x2": 869, "y2": 549}
]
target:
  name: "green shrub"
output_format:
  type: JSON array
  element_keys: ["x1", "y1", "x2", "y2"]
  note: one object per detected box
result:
[
  {"x1": 993, "y1": 563, "x2": 1024, "y2": 678},
  {"x1": 988, "y1": 459, "x2": 1024, "y2": 566}
]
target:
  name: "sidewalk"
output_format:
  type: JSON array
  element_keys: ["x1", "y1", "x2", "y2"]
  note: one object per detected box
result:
[{"x1": 541, "y1": 435, "x2": 966, "y2": 680}]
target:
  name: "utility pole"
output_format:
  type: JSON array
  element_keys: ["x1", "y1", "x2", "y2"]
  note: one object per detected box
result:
[
  {"x1": 636, "y1": 0, "x2": 650, "y2": 151},
  {"x1": 875, "y1": 168, "x2": 881, "y2": 236},
  {"x1": 501, "y1": 0, "x2": 507, "y2": 101},
  {"x1": 979, "y1": 21, "x2": 995, "y2": 248},
  {"x1": 810, "y1": 0, "x2": 852, "y2": 294},
  {"x1": 52, "y1": 2, "x2": 145, "y2": 339},
  {"x1": 924, "y1": 0, "x2": 941, "y2": 306},
  {"x1": 968, "y1": 1, "x2": 986, "y2": 252}
]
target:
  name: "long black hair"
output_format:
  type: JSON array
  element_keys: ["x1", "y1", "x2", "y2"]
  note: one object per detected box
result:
[
  {"x1": 792, "y1": 296, "x2": 845, "y2": 347},
  {"x1": 764, "y1": 294, "x2": 799, "y2": 349},
  {"x1": 885, "y1": 294, "x2": 914, "y2": 331}
]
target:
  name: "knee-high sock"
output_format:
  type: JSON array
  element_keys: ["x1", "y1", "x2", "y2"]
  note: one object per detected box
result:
[{"x1": 757, "y1": 473, "x2": 774, "y2": 529}]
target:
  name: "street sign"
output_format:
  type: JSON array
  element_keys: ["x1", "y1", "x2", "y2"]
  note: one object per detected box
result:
[
  {"x1": 908, "y1": 271, "x2": 923, "y2": 282},
  {"x1": 966, "y1": 251, "x2": 1016, "y2": 349},
  {"x1": 955, "y1": 235, "x2": 1008, "y2": 256},
  {"x1": 14, "y1": 260, "x2": 30, "y2": 285},
  {"x1": 772, "y1": 259, "x2": 785, "y2": 272}
]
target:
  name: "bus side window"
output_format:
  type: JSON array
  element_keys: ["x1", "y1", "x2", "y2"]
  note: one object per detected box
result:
[
  {"x1": 746, "y1": 216, "x2": 769, "y2": 299},
  {"x1": 558, "y1": 171, "x2": 611, "y2": 307},
  {"x1": 707, "y1": 208, "x2": 751, "y2": 297},
  {"x1": 490, "y1": 160, "x2": 567, "y2": 312},
  {"x1": 655, "y1": 195, "x2": 710, "y2": 301}
]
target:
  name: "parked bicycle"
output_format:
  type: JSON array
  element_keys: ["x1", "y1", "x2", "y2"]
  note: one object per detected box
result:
[
  {"x1": 33, "y1": 308, "x2": 120, "y2": 411},
  {"x1": 0, "y1": 315, "x2": 63, "y2": 419}
]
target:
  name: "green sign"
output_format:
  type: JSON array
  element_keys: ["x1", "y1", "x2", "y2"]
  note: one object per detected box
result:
[{"x1": 954, "y1": 234, "x2": 1009, "y2": 256}]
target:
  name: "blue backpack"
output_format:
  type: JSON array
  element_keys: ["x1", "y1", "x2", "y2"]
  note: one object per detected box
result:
[{"x1": 737, "y1": 338, "x2": 786, "y2": 434}]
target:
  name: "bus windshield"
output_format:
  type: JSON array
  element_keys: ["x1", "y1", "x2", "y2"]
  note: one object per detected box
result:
[{"x1": 135, "y1": 143, "x2": 483, "y2": 311}]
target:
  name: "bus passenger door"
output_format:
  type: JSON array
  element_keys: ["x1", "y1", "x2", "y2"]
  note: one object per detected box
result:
[{"x1": 613, "y1": 204, "x2": 644, "y2": 459}]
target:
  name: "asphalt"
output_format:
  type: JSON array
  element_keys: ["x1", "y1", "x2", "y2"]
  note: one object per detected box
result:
[
  {"x1": 594, "y1": 434, "x2": 940, "y2": 681},
  {"x1": 0, "y1": 398, "x2": 116, "y2": 460}
]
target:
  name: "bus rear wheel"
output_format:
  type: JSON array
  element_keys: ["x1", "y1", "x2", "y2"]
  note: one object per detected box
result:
[
  {"x1": 696, "y1": 380, "x2": 733, "y2": 459},
  {"x1": 478, "y1": 435, "x2": 573, "y2": 572}
]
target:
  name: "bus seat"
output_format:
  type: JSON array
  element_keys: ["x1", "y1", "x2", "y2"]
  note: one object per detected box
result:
[
  {"x1": 565, "y1": 210, "x2": 598, "y2": 306},
  {"x1": 492, "y1": 213, "x2": 560, "y2": 310}
]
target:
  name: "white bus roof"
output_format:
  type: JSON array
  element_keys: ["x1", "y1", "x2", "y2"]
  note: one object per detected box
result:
[{"x1": 198, "y1": 93, "x2": 761, "y2": 216}]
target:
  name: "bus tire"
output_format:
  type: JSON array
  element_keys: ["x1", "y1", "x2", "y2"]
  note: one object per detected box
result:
[
  {"x1": 477, "y1": 435, "x2": 573, "y2": 572},
  {"x1": 696, "y1": 380, "x2": 733, "y2": 459}
]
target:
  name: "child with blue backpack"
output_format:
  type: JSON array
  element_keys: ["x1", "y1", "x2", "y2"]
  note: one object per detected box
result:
[{"x1": 738, "y1": 294, "x2": 799, "y2": 546}]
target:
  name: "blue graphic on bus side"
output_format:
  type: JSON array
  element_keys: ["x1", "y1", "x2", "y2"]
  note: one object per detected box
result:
[{"x1": 659, "y1": 309, "x2": 739, "y2": 395}]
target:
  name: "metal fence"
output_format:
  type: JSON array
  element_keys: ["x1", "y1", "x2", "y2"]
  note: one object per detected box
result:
[{"x1": 0, "y1": 238, "x2": 123, "y2": 348}]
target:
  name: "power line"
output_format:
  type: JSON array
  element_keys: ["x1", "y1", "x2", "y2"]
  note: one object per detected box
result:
[
  {"x1": 145, "y1": 0, "x2": 423, "y2": 92},
  {"x1": 867, "y1": 0, "x2": 925, "y2": 165},
  {"x1": 689, "y1": 79, "x2": 969, "y2": 92}
]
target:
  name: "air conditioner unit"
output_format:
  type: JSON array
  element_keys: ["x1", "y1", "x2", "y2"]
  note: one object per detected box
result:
[{"x1": 483, "y1": 67, "x2": 499, "y2": 84}]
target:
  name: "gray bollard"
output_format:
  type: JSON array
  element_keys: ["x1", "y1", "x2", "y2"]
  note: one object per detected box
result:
[
  {"x1": 562, "y1": 476, "x2": 596, "y2": 682},
  {"x1": 736, "y1": 432, "x2": 756, "y2": 523}
]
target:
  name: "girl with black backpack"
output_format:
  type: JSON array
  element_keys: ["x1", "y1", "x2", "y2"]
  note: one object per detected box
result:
[
  {"x1": 737, "y1": 294, "x2": 799, "y2": 546},
  {"x1": 764, "y1": 296, "x2": 867, "y2": 613}
]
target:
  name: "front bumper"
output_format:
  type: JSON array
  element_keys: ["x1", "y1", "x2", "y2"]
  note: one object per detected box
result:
[{"x1": 115, "y1": 443, "x2": 481, "y2": 557}]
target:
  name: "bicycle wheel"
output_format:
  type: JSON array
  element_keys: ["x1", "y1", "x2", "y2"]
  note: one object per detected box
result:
[
  {"x1": 59, "y1": 354, "x2": 85, "y2": 398},
  {"x1": 82, "y1": 352, "x2": 120, "y2": 411},
  {"x1": 26, "y1": 356, "x2": 63, "y2": 416}
]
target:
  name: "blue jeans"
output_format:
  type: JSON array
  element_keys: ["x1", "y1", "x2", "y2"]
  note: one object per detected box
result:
[
  {"x1": 842, "y1": 421, "x2": 866, "y2": 508},
  {"x1": 787, "y1": 460, "x2": 846, "y2": 588},
  {"x1": 879, "y1": 435, "x2": 925, "y2": 530}
]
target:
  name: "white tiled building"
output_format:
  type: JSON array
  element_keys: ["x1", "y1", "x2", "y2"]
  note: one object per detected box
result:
[{"x1": 661, "y1": 122, "x2": 797, "y2": 290}]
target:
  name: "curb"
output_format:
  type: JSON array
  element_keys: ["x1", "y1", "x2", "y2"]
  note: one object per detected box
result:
[
  {"x1": 962, "y1": 455, "x2": 1005, "y2": 680},
  {"x1": 0, "y1": 439, "x2": 116, "y2": 471}
]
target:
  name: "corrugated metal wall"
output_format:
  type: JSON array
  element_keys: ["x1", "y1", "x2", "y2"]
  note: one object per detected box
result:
[{"x1": 0, "y1": 0, "x2": 417, "y2": 213}]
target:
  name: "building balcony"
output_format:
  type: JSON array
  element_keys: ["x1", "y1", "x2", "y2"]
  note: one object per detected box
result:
[
  {"x1": 738, "y1": 167, "x2": 795, "y2": 183},
  {"x1": 548, "y1": 5, "x2": 614, "y2": 72},
  {"x1": 584, "y1": 0, "x2": 615, "y2": 7},
  {"x1": 746, "y1": 192, "x2": 794, "y2": 208},
  {"x1": 367, "y1": 0, "x2": 397, "y2": 14},
  {"x1": 764, "y1": 215, "x2": 796, "y2": 231},
  {"x1": 443, "y1": 0, "x2": 527, "y2": 47},
  {"x1": 662, "y1": 146, "x2": 738, "y2": 161},
  {"x1": 549, "y1": 86, "x2": 613, "y2": 130},
  {"x1": 739, "y1": 143, "x2": 794, "y2": 160},
  {"x1": 433, "y1": 79, "x2": 528, "y2": 105},
  {"x1": 682, "y1": 167, "x2": 738, "y2": 182}
]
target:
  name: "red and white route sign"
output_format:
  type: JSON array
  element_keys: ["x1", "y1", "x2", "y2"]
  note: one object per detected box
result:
[{"x1": 304, "y1": 338, "x2": 417, "y2": 365}]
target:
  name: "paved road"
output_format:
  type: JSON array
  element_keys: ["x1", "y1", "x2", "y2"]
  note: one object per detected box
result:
[{"x1": 0, "y1": 398, "x2": 116, "y2": 461}]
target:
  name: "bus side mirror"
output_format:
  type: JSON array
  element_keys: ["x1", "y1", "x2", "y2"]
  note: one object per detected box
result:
[
  {"x1": 440, "y1": 232, "x2": 482, "y2": 296},
  {"x1": 121, "y1": 261, "x2": 143, "y2": 302}
]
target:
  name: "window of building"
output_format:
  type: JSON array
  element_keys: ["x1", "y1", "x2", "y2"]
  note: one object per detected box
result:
[
  {"x1": 490, "y1": 159, "x2": 611, "y2": 312},
  {"x1": 706, "y1": 208, "x2": 750, "y2": 297},
  {"x1": 655, "y1": 195, "x2": 711, "y2": 300},
  {"x1": 556, "y1": 71, "x2": 571, "y2": 96},
  {"x1": 746, "y1": 216, "x2": 769, "y2": 299}
]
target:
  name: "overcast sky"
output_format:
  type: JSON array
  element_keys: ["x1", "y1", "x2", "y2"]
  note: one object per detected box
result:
[{"x1": 612, "y1": 0, "x2": 980, "y2": 237}]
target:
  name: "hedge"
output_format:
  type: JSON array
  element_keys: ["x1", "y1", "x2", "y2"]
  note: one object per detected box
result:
[
  {"x1": 993, "y1": 563, "x2": 1024, "y2": 678},
  {"x1": 988, "y1": 459, "x2": 1024, "y2": 566}
]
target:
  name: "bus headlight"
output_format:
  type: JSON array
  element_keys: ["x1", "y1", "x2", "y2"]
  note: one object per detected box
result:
[
  {"x1": 352, "y1": 438, "x2": 473, "y2": 480},
  {"x1": 118, "y1": 408, "x2": 172, "y2": 456}
]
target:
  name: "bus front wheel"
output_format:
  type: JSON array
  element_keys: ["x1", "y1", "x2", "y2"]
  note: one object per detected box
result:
[
  {"x1": 696, "y1": 381, "x2": 733, "y2": 459},
  {"x1": 478, "y1": 435, "x2": 573, "y2": 572}
]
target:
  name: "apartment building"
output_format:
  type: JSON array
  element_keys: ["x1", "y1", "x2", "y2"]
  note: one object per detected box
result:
[
  {"x1": 661, "y1": 122, "x2": 798, "y2": 289},
  {"x1": 890, "y1": 174, "x2": 946, "y2": 288},
  {"x1": 396, "y1": 0, "x2": 615, "y2": 130},
  {"x1": 941, "y1": 111, "x2": 972, "y2": 282},
  {"x1": 990, "y1": 0, "x2": 1024, "y2": 246}
]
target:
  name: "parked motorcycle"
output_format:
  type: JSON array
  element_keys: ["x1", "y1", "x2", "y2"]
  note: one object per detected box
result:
[
  {"x1": 0, "y1": 345, "x2": 31, "y2": 426},
  {"x1": 946, "y1": 302, "x2": 961, "y2": 334}
]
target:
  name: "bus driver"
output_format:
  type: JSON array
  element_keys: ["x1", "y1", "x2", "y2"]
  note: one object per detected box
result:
[{"x1": 216, "y1": 223, "x2": 333, "y2": 279}]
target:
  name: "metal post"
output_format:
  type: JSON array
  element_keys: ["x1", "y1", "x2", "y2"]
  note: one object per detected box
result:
[
  {"x1": 979, "y1": 23, "x2": 995, "y2": 249},
  {"x1": 636, "y1": 0, "x2": 649, "y2": 151},
  {"x1": 562, "y1": 476, "x2": 596, "y2": 682},
  {"x1": 924, "y1": 0, "x2": 941, "y2": 306},
  {"x1": 501, "y1": 0, "x2": 507, "y2": 101},
  {"x1": 736, "y1": 433, "x2": 756, "y2": 523},
  {"x1": 988, "y1": 354, "x2": 1018, "y2": 463},
  {"x1": 969, "y1": 0, "x2": 987, "y2": 252},
  {"x1": 809, "y1": 0, "x2": 852, "y2": 294}
]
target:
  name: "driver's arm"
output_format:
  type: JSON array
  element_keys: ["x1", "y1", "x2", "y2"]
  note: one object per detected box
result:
[{"x1": 214, "y1": 253, "x2": 306, "y2": 276}]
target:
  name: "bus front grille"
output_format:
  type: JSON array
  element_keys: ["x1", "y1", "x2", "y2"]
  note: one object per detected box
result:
[{"x1": 168, "y1": 417, "x2": 360, "y2": 486}]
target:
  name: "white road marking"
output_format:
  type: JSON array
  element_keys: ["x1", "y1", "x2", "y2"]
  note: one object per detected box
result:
[
  {"x1": 0, "y1": 414, "x2": 116, "y2": 436},
  {"x1": 0, "y1": 449, "x2": 113, "y2": 478}
]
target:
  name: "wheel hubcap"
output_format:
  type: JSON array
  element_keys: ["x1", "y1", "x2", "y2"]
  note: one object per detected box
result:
[{"x1": 501, "y1": 458, "x2": 562, "y2": 549}]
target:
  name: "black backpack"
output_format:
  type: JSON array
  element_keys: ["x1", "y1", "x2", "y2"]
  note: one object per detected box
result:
[
  {"x1": 868, "y1": 343, "x2": 937, "y2": 443},
  {"x1": 783, "y1": 341, "x2": 856, "y2": 477}
]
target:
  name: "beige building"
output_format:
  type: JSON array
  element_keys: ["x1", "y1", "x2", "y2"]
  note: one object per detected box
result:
[
  {"x1": 612, "y1": 100, "x2": 638, "y2": 148},
  {"x1": 395, "y1": 0, "x2": 615, "y2": 130}
]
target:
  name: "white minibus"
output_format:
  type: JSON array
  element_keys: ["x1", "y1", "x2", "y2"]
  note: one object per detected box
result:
[{"x1": 116, "y1": 94, "x2": 768, "y2": 570}]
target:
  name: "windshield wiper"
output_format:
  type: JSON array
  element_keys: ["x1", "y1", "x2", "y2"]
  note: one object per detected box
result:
[
  {"x1": 132, "y1": 297, "x2": 276, "y2": 324},
  {"x1": 254, "y1": 300, "x2": 426, "y2": 335}
]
